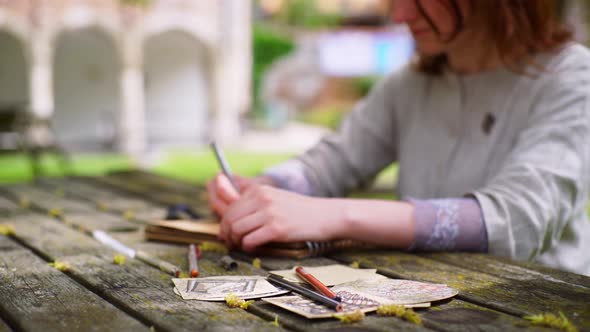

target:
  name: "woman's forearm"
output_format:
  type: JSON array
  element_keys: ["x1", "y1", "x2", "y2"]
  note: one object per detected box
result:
[{"x1": 330, "y1": 198, "x2": 416, "y2": 248}]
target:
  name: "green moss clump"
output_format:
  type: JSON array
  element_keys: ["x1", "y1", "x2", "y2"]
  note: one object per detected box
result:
[
  {"x1": 96, "y1": 201, "x2": 108, "y2": 211},
  {"x1": 225, "y1": 293, "x2": 254, "y2": 310},
  {"x1": 48, "y1": 208, "x2": 63, "y2": 217},
  {"x1": 252, "y1": 258, "x2": 261, "y2": 269},
  {"x1": 49, "y1": 261, "x2": 70, "y2": 272},
  {"x1": 271, "y1": 315, "x2": 280, "y2": 327},
  {"x1": 333, "y1": 310, "x2": 365, "y2": 323},
  {"x1": 113, "y1": 254, "x2": 126, "y2": 265},
  {"x1": 349, "y1": 261, "x2": 360, "y2": 268},
  {"x1": 524, "y1": 312, "x2": 578, "y2": 332},
  {"x1": 200, "y1": 241, "x2": 228, "y2": 254},
  {"x1": 19, "y1": 197, "x2": 30, "y2": 208},
  {"x1": 123, "y1": 210, "x2": 135, "y2": 220},
  {"x1": 178, "y1": 272, "x2": 189, "y2": 279},
  {"x1": 377, "y1": 304, "x2": 422, "y2": 325},
  {"x1": 0, "y1": 224, "x2": 15, "y2": 236}
]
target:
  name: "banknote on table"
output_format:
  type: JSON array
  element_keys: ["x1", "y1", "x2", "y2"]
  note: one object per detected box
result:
[
  {"x1": 269, "y1": 264, "x2": 386, "y2": 286},
  {"x1": 332, "y1": 278, "x2": 459, "y2": 305},
  {"x1": 172, "y1": 276, "x2": 289, "y2": 301}
]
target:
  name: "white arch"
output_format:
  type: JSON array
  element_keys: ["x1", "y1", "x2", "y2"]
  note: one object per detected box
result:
[
  {"x1": 0, "y1": 30, "x2": 29, "y2": 108},
  {"x1": 142, "y1": 12, "x2": 217, "y2": 53},
  {"x1": 52, "y1": 27, "x2": 121, "y2": 150},
  {"x1": 143, "y1": 29, "x2": 212, "y2": 148},
  {"x1": 58, "y1": 5, "x2": 121, "y2": 47}
]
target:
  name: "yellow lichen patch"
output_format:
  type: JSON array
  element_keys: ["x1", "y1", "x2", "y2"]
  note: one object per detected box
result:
[
  {"x1": 349, "y1": 261, "x2": 360, "y2": 268},
  {"x1": 377, "y1": 304, "x2": 422, "y2": 325},
  {"x1": 271, "y1": 315, "x2": 280, "y2": 327},
  {"x1": 178, "y1": 272, "x2": 189, "y2": 279},
  {"x1": 123, "y1": 210, "x2": 135, "y2": 220},
  {"x1": 252, "y1": 258, "x2": 261, "y2": 269},
  {"x1": 54, "y1": 188, "x2": 65, "y2": 197},
  {"x1": 200, "y1": 241, "x2": 228, "y2": 253},
  {"x1": 48, "y1": 208, "x2": 63, "y2": 217},
  {"x1": 457, "y1": 274, "x2": 465, "y2": 280},
  {"x1": 524, "y1": 312, "x2": 578, "y2": 332},
  {"x1": 96, "y1": 201, "x2": 108, "y2": 211},
  {"x1": 19, "y1": 197, "x2": 30, "y2": 208},
  {"x1": 225, "y1": 293, "x2": 254, "y2": 310},
  {"x1": 113, "y1": 254, "x2": 127, "y2": 265},
  {"x1": 333, "y1": 310, "x2": 365, "y2": 323},
  {"x1": 0, "y1": 224, "x2": 15, "y2": 236},
  {"x1": 48, "y1": 261, "x2": 71, "y2": 272}
]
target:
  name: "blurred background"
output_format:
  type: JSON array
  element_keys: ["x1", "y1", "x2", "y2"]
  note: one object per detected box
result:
[{"x1": 0, "y1": 0, "x2": 587, "y2": 194}]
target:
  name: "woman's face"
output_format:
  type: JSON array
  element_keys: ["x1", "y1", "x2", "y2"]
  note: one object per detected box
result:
[{"x1": 392, "y1": 0, "x2": 470, "y2": 56}]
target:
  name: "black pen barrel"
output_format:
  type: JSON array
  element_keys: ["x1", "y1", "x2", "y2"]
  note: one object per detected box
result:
[{"x1": 267, "y1": 274, "x2": 343, "y2": 311}]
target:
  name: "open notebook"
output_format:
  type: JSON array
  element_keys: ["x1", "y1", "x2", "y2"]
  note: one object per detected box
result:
[{"x1": 145, "y1": 220, "x2": 367, "y2": 259}]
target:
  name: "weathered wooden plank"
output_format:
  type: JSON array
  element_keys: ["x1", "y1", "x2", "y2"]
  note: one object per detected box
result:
[
  {"x1": 1, "y1": 210, "x2": 288, "y2": 332},
  {"x1": 232, "y1": 253, "x2": 551, "y2": 332},
  {"x1": 87, "y1": 176, "x2": 209, "y2": 217},
  {"x1": 330, "y1": 250, "x2": 590, "y2": 329},
  {"x1": 38, "y1": 178, "x2": 167, "y2": 223},
  {"x1": 424, "y1": 252, "x2": 590, "y2": 290},
  {"x1": 0, "y1": 184, "x2": 140, "y2": 233},
  {"x1": 0, "y1": 317, "x2": 13, "y2": 332},
  {"x1": 0, "y1": 235, "x2": 148, "y2": 332},
  {"x1": 0, "y1": 185, "x2": 95, "y2": 213},
  {"x1": 108, "y1": 170, "x2": 204, "y2": 198}
]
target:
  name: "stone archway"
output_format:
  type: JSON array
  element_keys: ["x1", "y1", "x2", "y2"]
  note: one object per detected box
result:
[
  {"x1": 143, "y1": 30, "x2": 210, "y2": 148},
  {"x1": 53, "y1": 27, "x2": 120, "y2": 151},
  {"x1": 0, "y1": 31, "x2": 28, "y2": 109}
]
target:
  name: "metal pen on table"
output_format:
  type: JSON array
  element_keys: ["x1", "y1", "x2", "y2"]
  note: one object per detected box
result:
[
  {"x1": 210, "y1": 141, "x2": 240, "y2": 192},
  {"x1": 267, "y1": 274, "x2": 343, "y2": 312}
]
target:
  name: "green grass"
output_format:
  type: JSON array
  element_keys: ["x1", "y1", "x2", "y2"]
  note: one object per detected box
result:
[
  {"x1": 0, "y1": 153, "x2": 135, "y2": 184},
  {"x1": 150, "y1": 149, "x2": 295, "y2": 184}
]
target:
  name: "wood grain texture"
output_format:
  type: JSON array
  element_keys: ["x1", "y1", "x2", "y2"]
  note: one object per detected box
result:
[
  {"x1": 330, "y1": 250, "x2": 590, "y2": 329},
  {"x1": 0, "y1": 236, "x2": 148, "y2": 332},
  {"x1": 232, "y1": 252, "x2": 552, "y2": 332},
  {"x1": 1, "y1": 210, "x2": 286, "y2": 332}
]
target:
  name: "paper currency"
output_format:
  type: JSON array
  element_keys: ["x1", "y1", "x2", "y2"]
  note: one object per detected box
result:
[
  {"x1": 332, "y1": 278, "x2": 458, "y2": 305},
  {"x1": 172, "y1": 276, "x2": 289, "y2": 301},
  {"x1": 269, "y1": 264, "x2": 386, "y2": 286}
]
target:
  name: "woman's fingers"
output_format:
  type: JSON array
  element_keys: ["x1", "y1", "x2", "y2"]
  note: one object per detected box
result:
[
  {"x1": 216, "y1": 175, "x2": 240, "y2": 203},
  {"x1": 241, "y1": 225, "x2": 278, "y2": 252},
  {"x1": 229, "y1": 210, "x2": 267, "y2": 246}
]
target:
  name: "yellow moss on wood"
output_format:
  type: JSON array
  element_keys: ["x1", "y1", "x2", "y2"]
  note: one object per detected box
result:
[
  {"x1": 113, "y1": 254, "x2": 127, "y2": 265},
  {"x1": 0, "y1": 224, "x2": 15, "y2": 236},
  {"x1": 19, "y1": 197, "x2": 30, "y2": 208},
  {"x1": 48, "y1": 261, "x2": 71, "y2": 272},
  {"x1": 225, "y1": 293, "x2": 254, "y2": 310},
  {"x1": 48, "y1": 208, "x2": 63, "y2": 217},
  {"x1": 349, "y1": 261, "x2": 360, "y2": 268},
  {"x1": 377, "y1": 304, "x2": 422, "y2": 325},
  {"x1": 524, "y1": 312, "x2": 578, "y2": 332},
  {"x1": 271, "y1": 315, "x2": 280, "y2": 327},
  {"x1": 123, "y1": 210, "x2": 135, "y2": 220},
  {"x1": 200, "y1": 241, "x2": 228, "y2": 253},
  {"x1": 333, "y1": 310, "x2": 365, "y2": 323},
  {"x1": 252, "y1": 258, "x2": 261, "y2": 269}
]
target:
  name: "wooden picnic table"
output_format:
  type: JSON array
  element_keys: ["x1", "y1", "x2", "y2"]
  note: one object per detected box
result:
[{"x1": 0, "y1": 170, "x2": 588, "y2": 332}]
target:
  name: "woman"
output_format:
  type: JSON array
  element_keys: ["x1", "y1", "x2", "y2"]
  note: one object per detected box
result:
[{"x1": 208, "y1": 0, "x2": 590, "y2": 276}]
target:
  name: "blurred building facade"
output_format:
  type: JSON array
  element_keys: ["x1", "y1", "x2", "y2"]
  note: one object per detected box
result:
[{"x1": 0, "y1": 0, "x2": 251, "y2": 156}]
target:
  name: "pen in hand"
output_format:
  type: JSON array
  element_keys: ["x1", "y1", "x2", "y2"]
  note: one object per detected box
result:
[
  {"x1": 210, "y1": 141, "x2": 240, "y2": 192},
  {"x1": 295, "y1": 266, "x2": 342, "y2": 302}
]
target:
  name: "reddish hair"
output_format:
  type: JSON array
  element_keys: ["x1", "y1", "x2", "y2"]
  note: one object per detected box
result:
[{"x1": 417, "y1": 0, "x2": 573, "y2": 74}]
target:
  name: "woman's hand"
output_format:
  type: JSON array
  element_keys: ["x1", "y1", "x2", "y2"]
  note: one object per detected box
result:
[
  {"x1": 206, "y1": 174, "x2": 275, "y2": 216},
  {"x1": 218, "y1": 185, "x2": 345, "y2": 251}
]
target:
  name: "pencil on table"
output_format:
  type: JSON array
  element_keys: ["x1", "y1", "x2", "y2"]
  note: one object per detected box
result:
[
  {"x1": 267, "y1": 274, "x2": 343, "y2": 312},
  {"x1": 188, "y1": 244, "x2": 199, "y2": 277},
  {"x1": 295, "y1": 266, "x2": 342, "y2": 302}
]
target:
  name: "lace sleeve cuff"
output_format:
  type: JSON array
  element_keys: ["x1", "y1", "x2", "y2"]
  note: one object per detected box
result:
[{"x1": 406, "y1": 198, "x2": 488, "y2": 252}]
